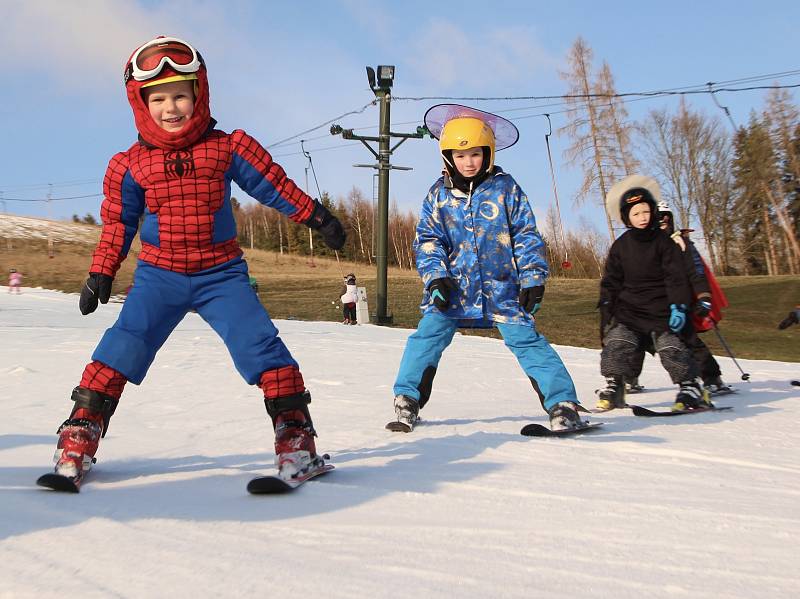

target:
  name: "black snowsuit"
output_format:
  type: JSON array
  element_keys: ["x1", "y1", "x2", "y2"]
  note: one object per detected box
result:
[{"x1": 599, "y1": 228, "x2": 697, "y2": 383}]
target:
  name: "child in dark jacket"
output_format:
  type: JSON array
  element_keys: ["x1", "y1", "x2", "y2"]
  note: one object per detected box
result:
[
  {"x1": 596, "y1": 175, "x2": 712, "y2": 412},
  {"x1": 624, "y1": 201, "x2": 730, "y2": 394}
]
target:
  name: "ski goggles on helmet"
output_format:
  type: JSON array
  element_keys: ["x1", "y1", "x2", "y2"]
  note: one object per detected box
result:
[{"x1": 125, "y1": 37, "x2": 204, "y2": 84}]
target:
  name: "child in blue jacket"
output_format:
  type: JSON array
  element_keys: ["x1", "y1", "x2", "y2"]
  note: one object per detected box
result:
[{"x1": 389, "y1": 105, "x2": 586, "y2": 432}]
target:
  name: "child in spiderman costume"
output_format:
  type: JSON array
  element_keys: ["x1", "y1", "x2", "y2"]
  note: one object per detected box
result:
[{"x1": 45, "y1": 36, "x2": 345, "y2": 484}]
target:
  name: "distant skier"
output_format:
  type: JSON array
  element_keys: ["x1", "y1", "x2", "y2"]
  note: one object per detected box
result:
[
  {"x1": 41, "y1": 36, "x2": 345, "y2": 489},
  {"x1": 389, "y1": 105, "x2": 587, "y2": 432},
  {"x1": 596, "y1": 175, "x2": 712, "y2": 412},
  {"x1": 339, "y1": 273, "x2": 358, "y2": 325},
  {"x1": 8, "y1": 268, "x2": 22, "y2": 294},
  {"x1": 778, "y1": 305, "x2": 800, "y2": 330}
]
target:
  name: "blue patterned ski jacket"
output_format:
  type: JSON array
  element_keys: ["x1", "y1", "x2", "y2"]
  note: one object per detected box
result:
[{"x1": 414, "y1": 168, "x2": 548, "y2": 327}]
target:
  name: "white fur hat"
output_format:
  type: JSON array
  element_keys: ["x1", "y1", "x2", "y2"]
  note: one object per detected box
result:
[{"x1": 605, "y1": 175, "x2": 662, "y2": 224}]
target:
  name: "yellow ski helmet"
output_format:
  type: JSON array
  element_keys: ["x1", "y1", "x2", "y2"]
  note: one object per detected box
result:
[
  {"x1": 439, "y1": 117, "x2": 497, "y2": 170},
  {"x1": 425, "y1": 104, "x2": 519, "y2": 174}
]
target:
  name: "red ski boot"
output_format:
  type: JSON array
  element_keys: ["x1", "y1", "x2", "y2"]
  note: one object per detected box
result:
[
  {"x1": 265, "y1": 392, "x2": 323, "y2": 480},
  {"x1": 52, "y1": 387, "x2": 118, "y2": 480}
]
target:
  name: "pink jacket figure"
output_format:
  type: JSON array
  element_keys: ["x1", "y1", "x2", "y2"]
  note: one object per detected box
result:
[{"x1": 8, "y1": 269, "x2": 22, "y2": 293}]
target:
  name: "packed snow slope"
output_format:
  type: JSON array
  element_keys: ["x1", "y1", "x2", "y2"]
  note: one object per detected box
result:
[{"x1": 1, "y1": 288, "x2": 798, "y2": 598}]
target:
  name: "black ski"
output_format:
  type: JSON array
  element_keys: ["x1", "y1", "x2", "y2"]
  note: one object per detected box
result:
[
  {"x1": 630, "y1": 405, "x2": 733, "y2": 418},
  {"x1": 385, "y1": 421, "x2": 413, "y2": 433},
  {"x1": 37, "y1": 472, "x2": 85, "y2": 493},
  {"x1": 247, "y1": 463, "x2": 334, "y2": 494},
  {"x1": 520, "y1": 422, "x2": 604, "y2": 437},
  {"x1": 590, "y1": 404, "x2": 629, "y2": 414},
  {"x1": 709, "y1": 387, "x2": 737, "y2": 396}
]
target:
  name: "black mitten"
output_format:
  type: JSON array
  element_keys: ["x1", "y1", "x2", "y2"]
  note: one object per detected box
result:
[
  {"x1": 79, "y1": 273, "x2": 114, "y2": 315},
  {"x1": 518, "y1": 285, "x2": 545, "y2": 314},
  {"x1": 307, "y1": 200, "x2": 345, "y2": 250},
  {"x1": 428, "y1": 277, "x2": 457, "y2": 311}
]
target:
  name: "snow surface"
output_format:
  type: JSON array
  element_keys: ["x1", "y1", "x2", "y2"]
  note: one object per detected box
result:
[
  {"x1": 0, "y1": 214, "x2": 96, "y2": 243},
  {"x1": 1, "y1": 287, "x2": 798, "y2": 598}
]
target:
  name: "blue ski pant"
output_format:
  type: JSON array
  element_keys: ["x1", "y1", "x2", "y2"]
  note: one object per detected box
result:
[
  {"x1": 92, "y1": 258, "x2": 297, "y2": 385},
  {"x1": 393, "y1": 311, "x2": 578, "y2": 411}
]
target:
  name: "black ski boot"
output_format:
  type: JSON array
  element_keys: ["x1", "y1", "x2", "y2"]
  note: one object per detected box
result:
[
  {"x1": 625, "y1": 376, "x2": 644, "y2": 393},
  {"x1": 548, "y1": 401, "x2": 586, "y2": 431},
  {"x1": 704, "y1": 376, "x2": 732, "y2": 395},
  {"x1": 673, "y1": 379, "x2": 713, "y2": 411},
  {"x1": 389, "y1": 395, "x2": 419, "y2": 432},
  {"x1": 595, "y1": 376, "x2": 626, "y2": 410}
]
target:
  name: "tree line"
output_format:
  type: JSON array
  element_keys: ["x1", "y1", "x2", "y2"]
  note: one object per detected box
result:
[
  {"x1": 559, "y1": 37, "x2": 799, "y2": 276},
  {"x1": 235, "y1": 37, "x2": 799, "y2": 278}
]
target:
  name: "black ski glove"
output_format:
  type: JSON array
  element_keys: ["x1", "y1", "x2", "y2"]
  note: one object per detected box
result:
[
  {"x1": 693, "y1": 297, "x2": 713, "y2": 318},
  {"x1": 307, "y1": 200, "x2": 345, "y2": 250},
  {"x1": 778, "y1": 308, "x2": 800, "y2": 330},
  {"x1": 519, "y1": 285, "x2": 544, "y2": 314},
  {"x1": 79, "y1": 273, "x2": 114, "y2": 315},
  {"x1": 428, "y1": 277, "x2": 457, "y2": 311},
  {"x1": 598, "y1": 299, "x2": 614, "y2": 345}
]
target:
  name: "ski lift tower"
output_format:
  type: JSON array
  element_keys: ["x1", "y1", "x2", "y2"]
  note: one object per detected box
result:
[{"x1": 331, "y1": 65, "x2": 428, "y2": 325}]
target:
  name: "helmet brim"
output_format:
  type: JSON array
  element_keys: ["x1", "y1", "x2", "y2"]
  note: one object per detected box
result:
[
  {"x1": 424, "y1": 104, "x2": 519, "y2": 151},
  {"x1": 606, "y1": 175, "x2": 662, "y2": 224}
]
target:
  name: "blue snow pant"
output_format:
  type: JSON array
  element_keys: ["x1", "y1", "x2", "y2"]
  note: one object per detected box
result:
[
  {"x1": 393, "y1": 311, "x2": 578, "y2": 412},
  {"x1": 92, "y1": 258, "x2": 297, "y2": 385}
]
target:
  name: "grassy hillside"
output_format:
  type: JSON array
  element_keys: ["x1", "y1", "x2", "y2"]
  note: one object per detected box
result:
[{"x1": 2, "y1": 218, "x2": 798, "y2": 362}]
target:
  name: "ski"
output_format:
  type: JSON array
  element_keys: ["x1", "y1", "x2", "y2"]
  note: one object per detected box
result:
[
  {"x1": 385, "y1": 420, "x2": 414, "y2": 433},
  {"x1": 247, "y1": 463, "x2": 334, "y2": 494},
  {"x1": 709, "y1": 387, "x2": 737, "y2": 396},
  {"x1": 36, "y1": 472, "x2": 85, "y2": 493},
  {"x1": 520, "y1": 422, "x2": 604, "y2": 437},
  {"x1": 630, "y1": 405, "x2": 733, "y2": 418},
  {"x1": 590, "y1": 404, "x2": 629, "y2": 414}
]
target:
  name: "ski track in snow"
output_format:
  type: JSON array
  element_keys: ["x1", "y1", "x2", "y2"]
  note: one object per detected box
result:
[{"x1": 0, "y1": 288, "x2": 798, "y2": 598}]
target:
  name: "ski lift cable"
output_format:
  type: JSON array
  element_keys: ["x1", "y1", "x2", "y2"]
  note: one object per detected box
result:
[
  {"x1": 1, "y1": 193, "x2": 103, "y2": 202},
  {"x1": 266, "y1": 99, "x2": 377, "y2": 149},
  {"x1": 391, "y1": 79, "x2": 800, "y2": 103},
  {"x1": 300, "y1": 140, "x2": 345, "y2": 278},
  {"x1": 542, "y1": 114, "x2": 570, "y2": 269},
  {"x1": 0, "y1": 178, "x2": 102, "y2": 192},
  {"x1": 707, "y1": 82, "x2": 738, "y2": 131},
  {"x1": 270, "y1": 72, "x2": 797, "y2": 152}
]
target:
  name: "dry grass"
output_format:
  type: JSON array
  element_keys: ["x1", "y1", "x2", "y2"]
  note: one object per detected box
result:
[{"x1": 2, "y1": 222, "x2": 798, "y2": 362}]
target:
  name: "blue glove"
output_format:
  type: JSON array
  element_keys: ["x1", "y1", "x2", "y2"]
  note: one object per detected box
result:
[{"x1": 668, "y1": 303, "x2": 687, "y2": 332}]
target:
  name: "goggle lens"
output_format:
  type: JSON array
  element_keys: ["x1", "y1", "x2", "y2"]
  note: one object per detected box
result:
[{"x1": 136, "y1": 41, "x2": 195, "y2": 72}]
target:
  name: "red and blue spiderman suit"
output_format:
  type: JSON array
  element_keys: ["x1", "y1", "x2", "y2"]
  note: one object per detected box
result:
[{"x1": 90, "y1": 128, "x2": 315, "y2": 276}]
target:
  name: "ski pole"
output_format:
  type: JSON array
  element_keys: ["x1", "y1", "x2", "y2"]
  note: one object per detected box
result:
[{"x1": 711, "y1": 321, "x2": 750, "y2": 381}]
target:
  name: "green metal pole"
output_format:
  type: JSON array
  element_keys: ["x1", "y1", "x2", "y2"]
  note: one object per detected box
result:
[{"x1": 375, "y1": 88, "x2": 393, "y2": 324}]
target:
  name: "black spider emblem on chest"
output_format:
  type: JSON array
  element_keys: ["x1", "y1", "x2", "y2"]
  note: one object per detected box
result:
[{"x1": 163, "y1": 149, "x2": 196, "y2": 179}]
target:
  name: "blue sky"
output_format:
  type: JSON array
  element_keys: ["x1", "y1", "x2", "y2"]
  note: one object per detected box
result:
[{"x1": 1, "y1": 0, "x2": 797, "y2": 236}]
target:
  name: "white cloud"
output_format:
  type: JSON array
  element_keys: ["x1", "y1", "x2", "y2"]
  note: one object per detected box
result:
[
  {"x1": 406, "y1": 18, "x2": 557, "y2": 89},
  {"x1": 339, "y1": 0, "x2": 392, "y2": 38},
  {"x1": 0, "y1": 0, "x2": 233, "y2": 92}
]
